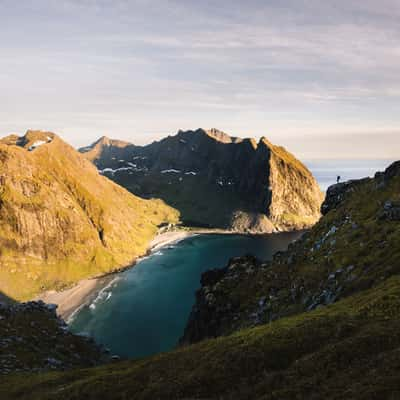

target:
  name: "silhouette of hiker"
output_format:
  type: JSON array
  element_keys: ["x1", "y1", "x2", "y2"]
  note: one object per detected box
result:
[{"x1": 337, "y1": 175, "x2": 341, "y2": 183}]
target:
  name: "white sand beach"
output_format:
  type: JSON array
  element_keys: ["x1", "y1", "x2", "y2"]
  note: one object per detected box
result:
[{"x1": 36, "y1": 229, "x2": 197, "y2": 320}]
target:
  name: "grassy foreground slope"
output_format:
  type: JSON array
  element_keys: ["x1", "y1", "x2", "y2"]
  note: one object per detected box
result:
[
  {"x1": 0, "y1": 131, "x2": 179, "y2": 300},
  {"x1": 2, "y1": 276, "x2": 400, "y2": 399},
  {"x1": 1, "y1": 163, "x2": 399, "y2": 399}
]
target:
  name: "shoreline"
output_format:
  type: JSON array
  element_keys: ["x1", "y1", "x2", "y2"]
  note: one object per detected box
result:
[
  {"x1": 36, "y1": 228, "x2": 296, "y2": 321},
  {"x1": 36, "y1": 229, "x2": 199, "y2": 321}
]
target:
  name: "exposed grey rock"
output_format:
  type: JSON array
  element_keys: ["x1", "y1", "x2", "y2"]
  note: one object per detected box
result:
[{"x1": 379, "y1": 200, "x2": 400, "y2": 221}]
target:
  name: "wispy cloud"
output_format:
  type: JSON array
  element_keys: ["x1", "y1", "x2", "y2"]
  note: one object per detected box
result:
[{"x1": 0, "y1": 0, "x2": 399, "y2": 157}]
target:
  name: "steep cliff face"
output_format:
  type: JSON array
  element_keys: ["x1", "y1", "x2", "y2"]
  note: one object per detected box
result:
[
  {"x1": 80, "y1": 129, "x2": 323, "y2": 232},
  {"x1": 181, "y1": 160, "x2": 400, "y2": 344},
  {"x1": 0, "y1": 131, "x2": 179, "y2": 300}
]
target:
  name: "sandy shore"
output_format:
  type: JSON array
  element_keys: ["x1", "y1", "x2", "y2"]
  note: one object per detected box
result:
[
  {"x1": 36, "y1": 276, "x2": 116, "y2": 322},
  {"x1": 36, "y1": 229, "x2": 198, "y2": 321},
  {"x1": 149, "y1": 230, "x2": 195, "y2": 251}
]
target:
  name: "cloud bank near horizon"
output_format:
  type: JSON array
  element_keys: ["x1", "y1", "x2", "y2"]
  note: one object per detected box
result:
[{"x1": 1, "y1": 0, "x2": 399, "y2": 158}]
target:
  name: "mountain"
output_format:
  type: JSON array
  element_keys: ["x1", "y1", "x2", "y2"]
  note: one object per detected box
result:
[
  {"x1": 80, "y1": 129, "x2": 324, "y2": 232},
  {"x1": 2, "y1": 162, "x2": 400, "y2": 399},
  {"x1": 0, "y1": 130, "x2": 179, "y2": 300}
]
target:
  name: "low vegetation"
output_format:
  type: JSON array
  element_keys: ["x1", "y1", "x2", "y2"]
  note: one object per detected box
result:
[{"x1": 2, "y1": 275, "x2": 400, "y2": 399}]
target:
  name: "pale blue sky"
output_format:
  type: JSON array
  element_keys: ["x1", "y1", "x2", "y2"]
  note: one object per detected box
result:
[{"x1": 1, "y1": 0, "x2": 399, "y2": 158}]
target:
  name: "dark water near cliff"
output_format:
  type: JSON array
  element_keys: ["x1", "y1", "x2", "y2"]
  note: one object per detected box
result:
[{"x1": 69, "y1": 232, "x2": 301, "y2": 358}]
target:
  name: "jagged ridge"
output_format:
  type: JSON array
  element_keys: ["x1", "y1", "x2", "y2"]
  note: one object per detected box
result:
[{"x1": 80, "y1": 128, "x2": 323, "y2": 232}]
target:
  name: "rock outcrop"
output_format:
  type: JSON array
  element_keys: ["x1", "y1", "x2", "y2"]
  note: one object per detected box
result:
[
  {"x1": 0, "y1": 300, "x2": 109, "y2": 375},
  {"x1": 80, "y1": 129, "x2": 324, "y2": 232},
  {"x1": 0, "y1": 130, "x2": 179, "y2": 300}
]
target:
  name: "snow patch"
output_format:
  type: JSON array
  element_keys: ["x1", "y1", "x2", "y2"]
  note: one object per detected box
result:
[
  {"x1": 100, "y1": 167, "x2": 134, "y2": 175},
  {"x1": 161, "y1": 169, "x2": 181, "y2": 174},
  {"x1": 28, "y1": 136, "x2": 52, "y2": 151}
]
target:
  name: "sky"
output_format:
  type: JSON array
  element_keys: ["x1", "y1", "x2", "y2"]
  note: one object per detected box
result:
[{"x1": 1, "y1": 0, "x2": 400, "y2": 159}]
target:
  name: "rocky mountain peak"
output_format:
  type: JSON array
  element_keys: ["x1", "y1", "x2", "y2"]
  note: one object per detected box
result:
[
  {"x1": 205, "y1": 128, "x2": 243, "y2": 144},
  {"x1": 1, "y1": 130, "x2": 55, "y2": 150},
  {"x1": 94, "y1": 135, "x2": 111, "y2": 146},
  {"x1": 80, "y1": 129, "x2": 323, "y2": 233}
]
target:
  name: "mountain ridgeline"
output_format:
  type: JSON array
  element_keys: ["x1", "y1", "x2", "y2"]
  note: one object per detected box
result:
[
  {"x1": 80, "y1": 129, "x2": 324, "y2": 232},
  {"x1": 0, "y1": 131, "x2": 178, "y2": 300}
]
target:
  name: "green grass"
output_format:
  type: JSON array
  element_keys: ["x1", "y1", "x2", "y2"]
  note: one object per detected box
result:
[{"x1": 2, "y1": 275, "x2": 400, "y2": 399}]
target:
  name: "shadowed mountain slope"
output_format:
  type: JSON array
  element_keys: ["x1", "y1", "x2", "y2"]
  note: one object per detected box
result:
[{"x1": 80, "y1": 129, "x2": 324, "y2": 232}]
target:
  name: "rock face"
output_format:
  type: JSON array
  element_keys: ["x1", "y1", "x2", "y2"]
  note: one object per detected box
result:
[
  {"x1": 0, "y1": 130, "x2": 179, "y2": 300},
  {"x1": 80, "y1": 129, "x2": 324, "y2": 232},
  {"x1": 321, "y1": 178, "x2": 369, "y2": 215},
  {"x1": 181, "y1": 160, "x2": 400, "y2": 344}
]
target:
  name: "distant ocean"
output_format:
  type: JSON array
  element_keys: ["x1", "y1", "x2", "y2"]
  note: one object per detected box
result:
[{"x1": 305, "y1": 159, "x2": 395, "y2": 192}]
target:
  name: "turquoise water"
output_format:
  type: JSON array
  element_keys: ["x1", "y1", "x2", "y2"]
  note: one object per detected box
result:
[{"x1": 69, "y1": 232, "x2": 301, "y2": 358}]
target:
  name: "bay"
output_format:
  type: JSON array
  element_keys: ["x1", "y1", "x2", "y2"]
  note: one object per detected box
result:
[{"x1": 70, "y1": 232, "x2": 300, "y2": 358}]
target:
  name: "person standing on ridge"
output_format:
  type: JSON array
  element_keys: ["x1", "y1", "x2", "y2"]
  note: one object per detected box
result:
[{"x1": 337, "y1": 175, "x2": 341, "y2": 183}]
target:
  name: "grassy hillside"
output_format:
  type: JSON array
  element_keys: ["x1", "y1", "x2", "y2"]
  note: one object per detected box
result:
[
  {"x1": 0, "y1": 131, "x2": 179, "y2": 300},
  {"x1": 2, "y1": 275, "x2": 400, "y2": 399}
]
